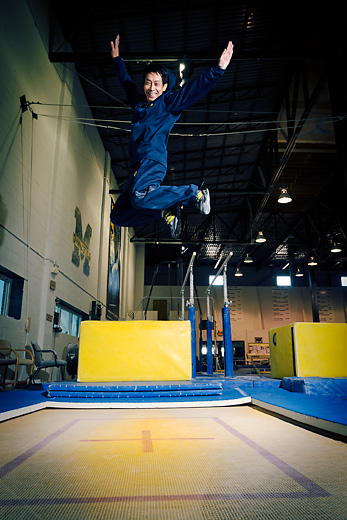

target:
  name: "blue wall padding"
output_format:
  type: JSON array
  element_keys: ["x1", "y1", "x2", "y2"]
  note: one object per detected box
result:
[
  {"x1": 222, "y1": 306, "x2": 233, "y2": 377},
  {"x1": 206, "y1": 319, "x2": 213, "y2": 375},
  {"x1": 188, "y1": 306, "x2": 197, "y2": 378},
  {"x1": 281, "y1": 377, "x2": 347, "y2": 398}
]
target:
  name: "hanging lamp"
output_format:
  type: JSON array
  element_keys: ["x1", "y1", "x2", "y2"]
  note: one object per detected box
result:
[
  {"x1": 255, "y1": 231, "x2": 266, "y2": 243},
  {"x1": 278, "y1": 187, "x2": 292, "y2": 204}
]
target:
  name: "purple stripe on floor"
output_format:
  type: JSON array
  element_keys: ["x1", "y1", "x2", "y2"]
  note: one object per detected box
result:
[
  {"x1": 0, "y1": 491, "x2": 322, "y2": 506},
  {"x1": 0, "y1": 420, "x2": 79, "y2": 479},
  {"x1": 213, "y1": 416, "x2": 330, "y2": 497},
  {"x1": 0, "y1": 415, "x2": 330, "y2": 506}
]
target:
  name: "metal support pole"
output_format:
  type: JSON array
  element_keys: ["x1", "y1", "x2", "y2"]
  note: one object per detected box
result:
[
  {"x1": 223, "y1": 264, "x2": 228, "y2": 305},
  {"x1": 206, "y1": 288, "x2": 211, "y2": 319},
  {"x1": 188, "y1": 263, "x2": 196, "y2": 377},
  {"x1": 206, "y1": 319, "x2": 213, "y2": 375},
  {"x1": 189, "y1": 264, "x2": 194, "y2": 307},
  {"x1": 189, "y1": 264, "x2": 196, "y2": 377},
  {"x1": 206, "y1": 252, "x2": 233, "y2": 293},
  {"x1": 222, "y1": 263, "x2": 233, "y2": 376},
  {"x1": 180, "y1": 252, "x2": 197, "y2": 377},
  {"x1": 188, "y1": 305, "x2": 196, "y2": 378},
  {"x1": 198, "y1": 331, "x2": 202, "y2": 372},
  {"x1": 222, "y1": 305, "x2": 233, "y2": 377},
  {"x1": 206, "y1": 288, "x2": 213, "y2": 375},
  {"x1": 206, "y1": 252, "x2": 233, "y2": 377},
  {"x1": 180, "y1": 252, "x2": 196, "y2": 320},
  {"x1": 180, "y1": 289, "x2": 185, "y2": 321},
  {"x1": 308, "y1": 266, "x2": 320, "y2": 322},
  {"x1": 194, "y1": 282, "x2": 203, "y2": 373}
]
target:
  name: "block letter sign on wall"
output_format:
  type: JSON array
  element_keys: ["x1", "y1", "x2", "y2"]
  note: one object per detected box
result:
[{"x1": 72, "y1": 207, "x2": 92, "y2": 276}]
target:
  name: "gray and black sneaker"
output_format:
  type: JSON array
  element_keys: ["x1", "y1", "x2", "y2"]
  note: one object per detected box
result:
[
  {"x1": 162, "y1": 205, "x2": 182, "y2": 238},
  {"x1": 196, "y1": 188, "x2": 210, "y2": 215}
]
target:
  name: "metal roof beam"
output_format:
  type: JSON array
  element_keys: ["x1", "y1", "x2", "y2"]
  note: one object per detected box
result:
[{"x1": 252, "y1": 69, "x2": 328, "y2": 228}]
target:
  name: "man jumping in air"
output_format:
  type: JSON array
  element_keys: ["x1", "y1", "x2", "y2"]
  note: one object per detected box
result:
[{"x1": 110, "y1": 35, "x2": 234, "y2": 238}]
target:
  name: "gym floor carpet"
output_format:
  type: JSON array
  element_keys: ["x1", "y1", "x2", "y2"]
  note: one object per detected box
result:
[{"x1": 0, "y1": 405, "x2": 346, "y2": 519}]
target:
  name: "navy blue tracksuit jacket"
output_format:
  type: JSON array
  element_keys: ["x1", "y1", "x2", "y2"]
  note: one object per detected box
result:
[{"x1": 111, "y1": 56, "x2": 225, "y2": 227}]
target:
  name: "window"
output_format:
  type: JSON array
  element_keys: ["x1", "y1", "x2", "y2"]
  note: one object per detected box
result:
[
  {"x1": 55, "y1": 300, "x2": 86, "y2": 337},
  {"x1": 71, "y1": 314, "x2": 81, "y2": 337},
  {"x1": 0, "y1": 274, "x2": 11, "y2": 316},
  {"x1": 59, "y1": 307, "x2": 72, "y2": 334},
  {"x1": 276, "y1": 276, "x2": 291, "y2": 287},
  {"x1": 341, "y1": 276, "x2": 347, "y2": 287},
  {"x1": 0, "y1": 267, "x2": 24, "y2": 319},
  {"x1": 209, "y1": 275, "x2": 223, "y2": 286}
]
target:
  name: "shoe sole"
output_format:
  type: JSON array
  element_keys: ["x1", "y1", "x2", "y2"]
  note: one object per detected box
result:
[
  {"x1": 165, "y1": 206, "x2": 181, "y2": 238},
  {"x1": 171, "y1": 205, "x2": 182, "y2": 238},
  {"x1": 201, "y1": 189, "x2": 210, "y2": 215}
]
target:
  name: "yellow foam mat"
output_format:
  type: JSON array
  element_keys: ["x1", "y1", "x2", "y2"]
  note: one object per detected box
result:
[
  {"x1": 0, "y1": 407, "x2": 346, "y2": 519},
  {"x1": 294, "y1": 322, "x2": 347, "y2": 377},
  {"x1": 269, "y1": 322, "x2": 347, "y2": 378},
  {"x1": 78, "y1": 320, "x2": 192, "y2": 382},
  {"x1": 269, "y1": 324, "x2": 295, "y2": 379}
]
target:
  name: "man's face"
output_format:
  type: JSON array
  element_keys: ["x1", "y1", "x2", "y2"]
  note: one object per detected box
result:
[{"x1": 144, "y1": 72, "x2": 167, "y2": 103}]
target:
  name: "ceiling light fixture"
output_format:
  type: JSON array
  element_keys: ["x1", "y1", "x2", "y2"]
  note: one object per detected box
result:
[
  {"x1": 331, "y1": 242, "x2": 342, "y2": 253},
  {"x1": 255, "y1": 231, "x2": 266, "y2": 243},
  {"x1": 295, "y1": 268, "x2": 304, "y2": 277},
  {"x1": 234, "y1": 267, "x2": 243, "y2": 277},
  {"x1": 308, "y1": 257, "x2": 318, "y2": 266},
  {"x1": 244, "y1": 253, "x2": 253, "y2": 263},
  {"x1": 278, "y1": 187, "x2": 292, "y2": 204}
]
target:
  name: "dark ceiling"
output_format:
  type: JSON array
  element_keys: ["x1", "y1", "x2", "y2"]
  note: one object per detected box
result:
[{"x1": 49, "y1": 1, "x2": 347, "y2": 276}]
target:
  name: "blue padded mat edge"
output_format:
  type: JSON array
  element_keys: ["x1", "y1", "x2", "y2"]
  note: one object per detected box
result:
[
  {"x1": 1, "y1": 376, "x2": 346, "y2": 428},
  {"x1": 281, "y1": 377, "x2": 347, "y2": 399}
]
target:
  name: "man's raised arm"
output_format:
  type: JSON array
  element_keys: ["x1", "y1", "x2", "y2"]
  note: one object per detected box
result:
[{"x1": 110, "y1": 34, "x2": 139, "y2": 109}]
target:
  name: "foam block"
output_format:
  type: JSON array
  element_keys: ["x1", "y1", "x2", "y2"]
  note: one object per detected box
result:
[
  {"x1": 268, "y1": 324, "x2": 296, "y2": 379},
  {"x1": 269, "y1": 322, "x2": 347, "y2": 378},
  {"x1": 77, "y1": 320, "x2": 192, "y2": 382}
]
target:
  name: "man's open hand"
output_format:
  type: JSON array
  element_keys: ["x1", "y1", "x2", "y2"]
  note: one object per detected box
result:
[
  {"x1": 218, "y1": 41, "x2": 234, "y2": 70},
  {"x1": 110, "y1": 35, "x2": 120, "y2": 58}
]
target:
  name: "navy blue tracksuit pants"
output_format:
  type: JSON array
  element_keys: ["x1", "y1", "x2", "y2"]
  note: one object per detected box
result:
[{"x1": 111, "y1": 159, "x2": 199, "y2": 227}]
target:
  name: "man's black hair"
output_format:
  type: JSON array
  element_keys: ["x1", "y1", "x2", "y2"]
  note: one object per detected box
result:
[{"x1": 143, "y1": 64, "x2": 169, "y2": 85}]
